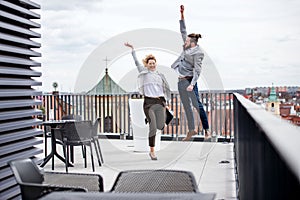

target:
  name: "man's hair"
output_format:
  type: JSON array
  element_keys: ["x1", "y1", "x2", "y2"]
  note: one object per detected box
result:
[
  {"x1": 142, "y1": 54, "x2": 156, "y2": 66},
  {"x1": 188, "y1": 33, "x2": 202, "y2": 44}
]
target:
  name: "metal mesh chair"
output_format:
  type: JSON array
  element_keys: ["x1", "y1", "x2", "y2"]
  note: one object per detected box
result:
[
  {"x1": 58, "y1": 115, "x2": 82, "y2": 163},
  {"x1": 55, "y1": 121, "x2": 95, "y2": 172},
  {"x1": 110, "y1": 169, "x2": 199, "y2": 193},
  {"x1": 44, "y1": 115, "x2": 82, "y2": 161},
  {"x1": 40, "y1": 192, "x2": 216, "y2": 200},
  {"x1": 44, "y1": 171, "x2": 103, "y2": 192},
  {"x1": 8, "y1": 158, "x2": 103, "y2": 200}
]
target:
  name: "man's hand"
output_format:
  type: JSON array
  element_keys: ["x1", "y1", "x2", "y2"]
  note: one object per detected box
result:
[
  {"x1": 124, "y1": 42, "x2": 134, "y2": 50},
  {"x1": 186, "y1": 84, "x2": 194, "y2": 92},
  {"x1": 180, "y1": 5, "x2": 184, "y2": 20},
  {"x1": 180, "y1": 5, "x2": 184, "y2": 13}
]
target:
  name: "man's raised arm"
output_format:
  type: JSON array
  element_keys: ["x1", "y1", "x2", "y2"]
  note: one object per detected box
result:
[
  {"x1": 180, "y1": 5, "x2": 184, "y2": 20},
  {"x1": 179, "y1": 5, "x2": 187, "y2": 42}
]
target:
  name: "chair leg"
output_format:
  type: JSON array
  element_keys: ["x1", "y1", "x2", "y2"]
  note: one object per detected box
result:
[
  {"x1": 52, "y1": 153, "x2": 55, "y2": 170},
  {"x1": 44, "y1": 131, "x2": 48, "y2": 157},
  {"x1": 89, "y1": 143, "x2": 95, "y2": 172},
  {"x1": 63, "y1": 142, "x2": 68, "y2": 173},
  {"x1": 96, "y1": 138, "x2": 104, "y2": 164},
  {"x1": 70, "y1": 146, "x2": 74, "y2": 163},
  {"x1": 81, "y1": 145, "x2": 86, "y2": 159},
  {"x1": 83, "y1": 145, "x2": 87, "y2": 168},
  {"x1": 93, "y1": 138, "x2": 102, "y2": 166}
]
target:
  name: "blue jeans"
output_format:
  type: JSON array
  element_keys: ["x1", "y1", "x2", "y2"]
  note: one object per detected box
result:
[{"x1": 178, "y1": 79, "x2": 209, "y2": 131}]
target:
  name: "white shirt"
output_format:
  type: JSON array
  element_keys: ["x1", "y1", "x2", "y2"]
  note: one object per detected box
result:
[{"x1": 143, "y1": 71, "x2": 164, "y2": 97}]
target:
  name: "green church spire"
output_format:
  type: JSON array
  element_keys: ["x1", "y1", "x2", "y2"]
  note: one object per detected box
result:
[{"x1": 268, "y1": 83, "x2": 277, "y2": 102}]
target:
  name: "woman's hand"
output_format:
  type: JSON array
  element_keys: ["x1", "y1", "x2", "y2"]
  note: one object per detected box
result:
[{"x1": 124, "y1": 42, "x2": 134, "y2": 50}]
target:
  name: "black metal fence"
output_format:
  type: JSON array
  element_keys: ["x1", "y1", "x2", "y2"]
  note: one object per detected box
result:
[
  {"x1": 233, "y1": 93, "x2": 300, "y2": 200},
  {"x1": 38, "y1": 92, "x2": 234, "y2": 141}
]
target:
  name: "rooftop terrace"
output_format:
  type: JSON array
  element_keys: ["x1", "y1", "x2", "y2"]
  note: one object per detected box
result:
[{"x1": 38, "y1": 138, "x2": 237, "y2": 199}]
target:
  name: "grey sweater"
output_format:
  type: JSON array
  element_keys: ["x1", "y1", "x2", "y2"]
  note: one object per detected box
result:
[{"x1": 171, "y1": 20, "x2": 204, "y2": 86}]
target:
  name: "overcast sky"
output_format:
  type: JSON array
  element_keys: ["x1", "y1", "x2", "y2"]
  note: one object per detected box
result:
[{"x1": 33, "y1": 0, "x2": 300, "y2": 92}]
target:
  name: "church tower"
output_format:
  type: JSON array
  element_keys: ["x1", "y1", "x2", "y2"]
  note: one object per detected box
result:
[
  {"x1": 265, "y1": 83, "x2": 280, "y2": 115},
  {"x1": 87, "y1": 57, "x2": 126, "y2": 95}
]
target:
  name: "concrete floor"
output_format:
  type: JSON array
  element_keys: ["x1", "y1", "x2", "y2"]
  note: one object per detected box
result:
[{"x1": 38, "y1": 138, "x2": 237, "y2": 200}]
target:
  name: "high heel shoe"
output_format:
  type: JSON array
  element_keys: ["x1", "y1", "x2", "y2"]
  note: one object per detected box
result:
[{"x1": 149, "y1": 152, "x2": 157, "y2": 160}]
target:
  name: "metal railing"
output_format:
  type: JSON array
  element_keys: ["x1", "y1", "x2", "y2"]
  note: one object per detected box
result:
[
  {"x1": 37, "y1": 92, "x2": 234, "y2": 141},
  {"x1": 233, "y1": 93, "x2": 300, "y2": 200}
]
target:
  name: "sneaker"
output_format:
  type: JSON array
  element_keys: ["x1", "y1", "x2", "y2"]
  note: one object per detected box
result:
[{"x1": 182, "y1": 130, "x2": 197, "y2": 141}]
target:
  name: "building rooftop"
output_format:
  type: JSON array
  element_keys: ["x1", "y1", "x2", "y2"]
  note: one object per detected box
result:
[{"x1": 87, "y1": 68, "x2": 127, "y2": 95}]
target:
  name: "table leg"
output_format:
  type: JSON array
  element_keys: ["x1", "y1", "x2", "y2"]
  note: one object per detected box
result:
[
  {"x1": 40, "y1": 152, "x2": 53, "y2": 167},
  {"x1": 40, "y1": 125, "x2": 73, "y2": 168},
  {"x1": 44, "y1": 128, "x2": 48, "y2": 157}
]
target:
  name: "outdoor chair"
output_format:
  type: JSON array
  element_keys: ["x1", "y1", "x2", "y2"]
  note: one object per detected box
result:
[
  {"x1": 40, "y1": 191, "x2": 216, "y2": 200},
  {"x1": 61, "y1": 117, "x2": 104, "y2": 167},
  {"x1": 92, "y1": 117, "x2": 104, "y2": 166},
  {"x1": 54, "y1": 121, "x2": 95, "y2": 172},
  {"x1": 8, "y1": 158, "x2": 103, "y2": 200},
  {"x1": 60, "y1": 114, "x2": 82, "y2": 163},
  {"x1": 110, "y1": 169, "x2": 199, "y2": 193},
  {"x1": 44, "y1": 114, "x2": 82, "y2": 161}
]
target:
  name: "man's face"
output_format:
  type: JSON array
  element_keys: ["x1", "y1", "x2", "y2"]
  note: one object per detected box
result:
[{"x1": 184, "y1": 37, "x2": 192, "y2": 49}]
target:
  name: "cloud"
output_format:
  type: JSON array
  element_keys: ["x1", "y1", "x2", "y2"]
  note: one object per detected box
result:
[
  {"x1": 41, "y1": 0, "x2": 103, "y2": 11},
  {"x1": 33, "y1": 0, "x2": 300, "y2": 91}
]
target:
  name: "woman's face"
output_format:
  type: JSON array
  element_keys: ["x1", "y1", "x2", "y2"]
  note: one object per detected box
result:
[{"x1": 146, "y1": 59, "x2": 156, "y2": 71}]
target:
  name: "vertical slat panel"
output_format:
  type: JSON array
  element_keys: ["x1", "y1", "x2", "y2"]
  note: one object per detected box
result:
[
  {"x1": 231, "y1": 93, "x2": 234, "y2": 139},
  {"x1": 125, "y1": 94, "x2": 130, "y2": 135},
  {"x1": 79, "y1": 95, "x2": 83, "y2": 117},
  {"x1": 224, "y1": 93, "x2": 228, "y2": 138},
  {"x1": 102, "y1": 94, "x2": 105, "y2": 132},
  {"x1": 67, "y1": 95, "x2": 71, "y2": 115},
  {"x1": 39, "y1": 92, "x2": 235, "y2": 141},
  {"x1": 72, "y1": 95, "x2": 75, "y2": 115},
  {"x1": 98, "y1": 95, "x2": 103, "y2": 133},
  {"x1": 0, "y1": 1, "x2": 42, "y2": 199},
  {"x1": 114, "y1": 95, "x2": 118, "y2": 133},
  {"x1": 117, "y1": 95, "x2": 121, "y2": 134},
  {"x1": 174, "y1": 93, "x2": 178, "y2": 138},
  {"x1": 90, "y1": 95, "x2": 94, "y2": 121},
  {"x1": 86, "y1": 95, "x2": 89, "y2": 120}
]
